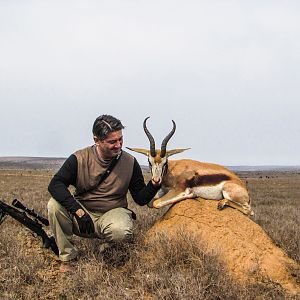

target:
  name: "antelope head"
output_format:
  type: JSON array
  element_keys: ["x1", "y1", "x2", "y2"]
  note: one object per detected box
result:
[{"x1": 126, "y1": 117, "x2": 190, "y2": 184}]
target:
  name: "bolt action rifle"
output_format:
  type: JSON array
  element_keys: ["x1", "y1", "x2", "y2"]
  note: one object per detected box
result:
[{"x1": 0, "y1": 198, "x2": 58, "y2": 255}]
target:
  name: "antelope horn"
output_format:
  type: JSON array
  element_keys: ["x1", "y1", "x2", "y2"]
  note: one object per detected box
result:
[
  {"x1": 161, "y1": 120, "x2": 176, "y2": 157},
  {"x1": 143, "y1": 117, "x2": 156, "y2": 157}
]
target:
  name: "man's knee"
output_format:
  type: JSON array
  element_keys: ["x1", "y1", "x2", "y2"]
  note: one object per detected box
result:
[
  {"x1": 104, "y1": 223, "x2": 133, "y2": 243},
  {"x1": 47, "y1": 198, "x2": 69, "y2": 219},
  {"x1": 48, "y1": 198, "x2": 61, "y2": 214},
  {"x1": 48, "y1": 197, "x2": 58, "y2": 211},
  {"x1": 100, "y1": 208, "x2": 133, "y2": 243}
]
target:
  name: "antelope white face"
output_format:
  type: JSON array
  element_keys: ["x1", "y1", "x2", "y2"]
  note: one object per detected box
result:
[
  {"x1": 126, "y1": 117, "x2": 190, "y2": 184},
  {"x1": 148, "y1": 155, "x2": 168, "y2": 184}
]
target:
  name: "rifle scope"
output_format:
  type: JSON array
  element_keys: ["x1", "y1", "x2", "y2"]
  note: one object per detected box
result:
[{"x1": 12, "y1": 199, "x2": 49, "y2": 226}]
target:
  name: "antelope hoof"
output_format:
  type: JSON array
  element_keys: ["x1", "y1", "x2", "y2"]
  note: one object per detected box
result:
[
  {"x1": 217, "y1": 200, "x2": 227, "y2": 210},
  {"x1": 242, "y1": 204, "x2": 255, "y2": 216},
  {"x1": 147, "y1": 199, "x2": 154, "y2": 208},
  {"x1": 152, "y1": 200, "x2": 163, "y2": 209}
]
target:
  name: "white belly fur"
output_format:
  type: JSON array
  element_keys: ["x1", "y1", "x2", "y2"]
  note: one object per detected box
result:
[{"x1": 192, "y1": 182, "x2": 224, "y2": 200}]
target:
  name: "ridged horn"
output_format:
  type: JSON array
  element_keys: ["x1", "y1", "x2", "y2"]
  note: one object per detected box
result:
[
  {"x1": 160, "y1": 120, "x2": 176, "y2": 157},
  {"x1": 143, "y1": 117, "x2": 156, "y2": 157}
]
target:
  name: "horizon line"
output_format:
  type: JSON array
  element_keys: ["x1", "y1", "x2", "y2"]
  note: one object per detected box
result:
[{"x1": 0, "y1": 155, "x2": 299, "y2": 168}]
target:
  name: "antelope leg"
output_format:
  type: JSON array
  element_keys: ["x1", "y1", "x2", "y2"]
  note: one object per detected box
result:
[
  {"x1": 153, "y1": 188, "x2": 195, "y2": 208},
  {"x1": 218, "y1": 199, "x2": 254, "y2": 216}
]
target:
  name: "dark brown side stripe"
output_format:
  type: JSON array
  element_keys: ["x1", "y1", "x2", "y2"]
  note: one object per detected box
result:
[{"x1": 186, "y1": 174, "x2": 231, "y2": 188}]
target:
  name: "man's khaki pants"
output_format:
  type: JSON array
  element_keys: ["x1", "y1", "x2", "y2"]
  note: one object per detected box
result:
[{"x1": 47, "y1": 198, "x2": 134, "y2": 261}]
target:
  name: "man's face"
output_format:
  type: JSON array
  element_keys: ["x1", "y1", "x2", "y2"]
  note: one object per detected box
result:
[{"x1": 94, "y1": 130, "x2": 123, "y2": 159}]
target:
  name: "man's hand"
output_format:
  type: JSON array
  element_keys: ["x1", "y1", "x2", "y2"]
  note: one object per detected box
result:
[{"x1": 74, "y1": 209, "x2": 95, "y2": 234}]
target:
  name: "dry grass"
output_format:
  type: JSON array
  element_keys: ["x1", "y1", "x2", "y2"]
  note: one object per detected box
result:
[{"x1": 0, "y1": 169, "x2": 300, "y2": 299}]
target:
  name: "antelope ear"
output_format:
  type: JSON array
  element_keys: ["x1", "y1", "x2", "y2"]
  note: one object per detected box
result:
[
  {"x1": 166, "y1": 148, "x2": 191, "y2": 157},
  {"x1": 126, "y1": 147, "x2": 149, "y2": 156}
]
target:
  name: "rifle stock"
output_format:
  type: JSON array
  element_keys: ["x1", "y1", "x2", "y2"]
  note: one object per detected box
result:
[{"x1": 0, "y1": 199, "x2": 58, "y2": 256}]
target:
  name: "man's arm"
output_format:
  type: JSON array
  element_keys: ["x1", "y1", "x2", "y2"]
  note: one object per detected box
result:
[
  {"x1": 48, "y1": 155, "x2": 82, "y2": 214},
  {"x1": 129, "y1": 158, "x2": 161, "y2": 206}
]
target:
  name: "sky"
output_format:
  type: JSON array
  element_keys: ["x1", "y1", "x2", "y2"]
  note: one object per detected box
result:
[{"x1": 0, "y1": 1, "x2": 299, "y2": 166}]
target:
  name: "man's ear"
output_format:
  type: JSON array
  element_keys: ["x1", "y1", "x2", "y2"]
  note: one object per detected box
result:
[{"x1": 93, "y1": 136, "x2": 100, "y2": 145}]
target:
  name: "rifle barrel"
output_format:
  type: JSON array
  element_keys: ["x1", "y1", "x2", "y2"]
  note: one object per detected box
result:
[{"x1": 12, "y1": 199, "x2": 49, "y2": 226}]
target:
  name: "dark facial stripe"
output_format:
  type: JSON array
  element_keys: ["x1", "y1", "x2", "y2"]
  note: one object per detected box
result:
[{"x1": 186, "y1": 174, "x2": 231, "y2": 188}]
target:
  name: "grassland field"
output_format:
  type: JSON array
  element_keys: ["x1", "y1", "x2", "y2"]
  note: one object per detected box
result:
[{"x1": 0, "y1": 166, "x2": 299, "y2": 299}]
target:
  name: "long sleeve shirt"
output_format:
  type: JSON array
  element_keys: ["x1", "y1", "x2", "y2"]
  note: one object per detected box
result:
[{"x1": 48, "y1": 154, "x2": 160, "y2": 214}]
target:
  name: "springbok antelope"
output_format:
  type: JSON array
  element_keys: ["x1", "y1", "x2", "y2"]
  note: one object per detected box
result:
[{"x1": 127, "y1": 117, "x2": 254, "y2": 216}]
